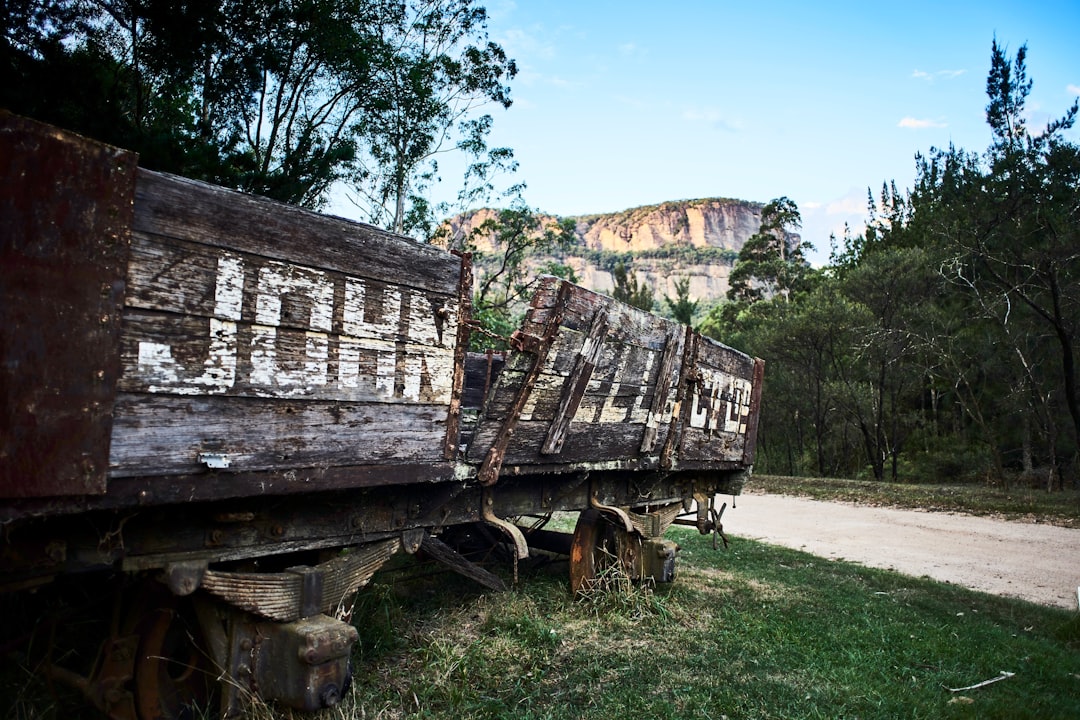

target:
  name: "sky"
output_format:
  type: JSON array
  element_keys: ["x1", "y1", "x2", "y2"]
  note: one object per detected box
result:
[{"x1": 338, "y1": 1, "x2": 1080, "y2": 265}]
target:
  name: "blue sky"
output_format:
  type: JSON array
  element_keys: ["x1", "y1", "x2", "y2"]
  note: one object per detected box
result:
[{"x1": 429, "y1": 0, "x2": 1080, "y2": 264}]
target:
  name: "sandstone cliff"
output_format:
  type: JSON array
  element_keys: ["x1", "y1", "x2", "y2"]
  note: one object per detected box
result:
[
  {"x1": 573, "y1": 198, "x2": 763, "y2": 253},
  {"x1": 442, "y1": 197, "x2": 787, "y2": 311}
]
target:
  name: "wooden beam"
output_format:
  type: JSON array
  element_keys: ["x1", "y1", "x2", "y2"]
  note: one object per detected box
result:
[
  {"x1": 541, "y1": 307, "x2": 609, "y2": 455},
  {"x1": 639, "y1": 324, "x2": 686, "y2": 454}
]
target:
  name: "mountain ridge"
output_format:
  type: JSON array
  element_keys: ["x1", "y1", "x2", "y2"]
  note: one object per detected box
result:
[{"x1": 443, "y1": 196, "x2": 788, "y2": 310}]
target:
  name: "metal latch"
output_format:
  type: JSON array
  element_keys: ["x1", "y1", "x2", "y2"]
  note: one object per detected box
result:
[{"x1": 198, "y1": 452, "x2": 231, "y2": 469}]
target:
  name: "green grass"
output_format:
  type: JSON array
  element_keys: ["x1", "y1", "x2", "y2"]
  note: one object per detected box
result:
[
  {"x1": 6, "y1": 519, "x2": 1079, "y2": 719},
  {"x1": 334, "y1": 528, "x2": 1079, "y2": 720},
  {"x1": 749, "y1": 474, "x2": 1080, "y2": 528}
]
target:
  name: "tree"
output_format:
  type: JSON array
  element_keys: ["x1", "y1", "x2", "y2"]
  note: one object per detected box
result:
[
  {"x1": 437, "y1": 198, "x2": 576, "y2": 349},
  {"x1": 665, "y1": 277, "x2": 699, "y2": 325},
  {"x1": 611, "y1": 262, "x2": 655, "y2": 312},
  {"x1": 351, "y1": 0, "x2": 517, "y2": 235},
  {"x1": 0, "y1": 0, "x2": 516, "y2": 217},
  {"x1": 914, "y1": 40, "x2": 1080, "y2": 487},
  {"x1": 727, "y1": 196, "x2": 810, "y2": 303}
]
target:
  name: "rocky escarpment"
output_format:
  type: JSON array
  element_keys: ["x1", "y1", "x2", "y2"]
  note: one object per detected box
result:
[
  {"x1": 443, "y1": 197, "x2": 787, "y2": 310},
  {"x1": 573, "y1": 198, "x2": 763, "y2": 253}
]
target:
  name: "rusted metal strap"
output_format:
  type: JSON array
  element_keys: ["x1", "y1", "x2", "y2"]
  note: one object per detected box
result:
[
  {"x1": 443, "y1": 251, "x2": 474, "y2": 460},
  {"x1": 660, "y1": 326, "x2": 699, "y2": 470},
  {"x1": 639, "y1": 323, "x2": 687, "y2": 454},
  {"x1": 541, "y1": 306, "x2": 609, "y2": 455},
  {"x1": 476, "y1": 281, "x2": 573, "y2": 486}
]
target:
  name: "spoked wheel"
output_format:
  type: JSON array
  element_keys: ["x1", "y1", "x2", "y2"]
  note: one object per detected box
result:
[
  {"x1": 124, "y1": 586, "x2": 215, "y2": 720},
  {"x1": 568, "y1": 508, "x2": 641, "y2": 595}
]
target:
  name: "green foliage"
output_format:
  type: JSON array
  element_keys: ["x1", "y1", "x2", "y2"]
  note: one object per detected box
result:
[
  {"x1": 439, "y1": 198, "x2": 576, "y2": 349},
  {"x1": 0, "y1": 0, "x2": 515, "y2": 225},
  {"x1": 727, "y1": 196, "x2": 811, "y2": 304},
  {"x1": 611, "y1": 261, "x2": 655, "y2": 312},
  {"x1": 578, "y1": 245, "x2": 737, "y2": 273},
  {"x1": 718, "y1": 42, "x2": 1080, "y2": 489},
  {"x1": 664, "y1": 277, "x2": 698, "y2": 326},
  {"x1": 352, "y1": 1, "x2": 518, "y2": 234}
]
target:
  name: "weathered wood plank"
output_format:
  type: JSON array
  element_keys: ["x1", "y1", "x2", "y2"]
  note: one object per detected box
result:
[
  {"x1": 473, "y1": 418, "x2": 675, "y2": 466},
  {"x1": 119, "y1": 231, "x2": 459, "y2": 404},
  {"x1": 118, "y1": 310, "x2": 455, "y2": 404},
  {"x1": 125, "y1": 233, "x2": 457, "y2": 335},
  {"x1": 678, "y1": 336, "x2": 757, "y2": 463},
  {"x1": 462, "y1": 352, "x2": 505, "y2": 410},
  {"x1": 108, "y1": 394, "x2": 450, "y2": 477},
  {"x1": 542, "y1": 306, "x2": 609, "y2": 455},
  {"x1": 476, "y1": 282, "x2": 571, "y2": 485},
  {"x1": 479, "y1": 369, "x2": 666, "y2": 425},
  {"x1": 640, "y1": 325, "x2": 687, "y2": 453},
  {"x1": 466, "y1": 282, "x2": 760, "y2": 470},
  {"x1": 520, "y1": 278, "x2": 671, "y2": 349},
  {"x1": 134, "y1": 170, "x2": 460, "y2": 295}
]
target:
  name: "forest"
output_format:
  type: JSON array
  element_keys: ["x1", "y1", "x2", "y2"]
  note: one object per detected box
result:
[
  {"x1": 3, "y1": 4, "x2": 1076, "y2": 489},
  {"x1": 698, "y1": 41, "x2": 1079, "y2": 490}
]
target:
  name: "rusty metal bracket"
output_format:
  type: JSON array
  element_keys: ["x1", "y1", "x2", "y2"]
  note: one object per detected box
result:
[
  {"x1": 588, "y1": 477, "x2": 635, "y2": 535},
  {"x1": 481, "y1": 487, "x2": 529, "y2": 561}
]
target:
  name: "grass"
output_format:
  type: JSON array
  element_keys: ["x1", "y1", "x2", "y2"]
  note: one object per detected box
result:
[
  {"x1": 333, "y1": 528, "x2": 1079, "y2": 720},
  {"x1": 5, "y1": 502, "x2": 1079, "y2": 719},
  {"x1": 748, "y1": 474, "x2": 1080, "y2": 528}
]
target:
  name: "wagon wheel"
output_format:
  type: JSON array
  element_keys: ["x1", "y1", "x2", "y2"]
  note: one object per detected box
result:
[
  {"x1": 568, "y1": 508, "x2": 641, "y2": 595},
  {"x1": 125, "y1": 587, "x2": 215, "y2": 720}
]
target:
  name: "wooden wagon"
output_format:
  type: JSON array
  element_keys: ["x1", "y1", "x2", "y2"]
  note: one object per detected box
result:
[{"x1": 1, "y1": 114, "x2": 762, "y2": 719}]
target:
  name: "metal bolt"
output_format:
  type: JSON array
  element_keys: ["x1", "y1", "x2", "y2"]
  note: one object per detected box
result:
[{"x1": 320, "y1": 684, "x2": 341, "y2": 707}]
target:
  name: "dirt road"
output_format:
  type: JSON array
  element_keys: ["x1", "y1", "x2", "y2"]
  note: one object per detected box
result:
[{"x1": 721, "y1": 492, "x2": 1080, "y2": 610}]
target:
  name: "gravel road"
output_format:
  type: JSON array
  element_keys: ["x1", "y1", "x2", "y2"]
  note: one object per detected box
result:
[{"x1": 721, "y1": 492, "x2": 1080, "y2": 611}]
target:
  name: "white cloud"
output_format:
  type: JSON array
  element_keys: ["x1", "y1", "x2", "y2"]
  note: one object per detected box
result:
[
  {"x1": 911, "y1": 69, "x2": 966, "y2": 82},
  {"x1": 826, "y1": 195, "x2": 866, "y2": 215},
  {"x1": 618, "y1": 42, "x2": 645, "y2": 57},
  {"x1": 682, "y1": 107, "x2": 744, "y2": 132},
  {"x1": 498, "y1": 27, "x2": 557, "y2": 60},
  {"x1": 1068, "y1": 84, "x2": 1080, "y2": 96},
  {"x1": 614, "y1": 94, "x2": 650, "y2": 111},
  {"x1": 898, "y1": 117, "x2": 947, "y2": 129}
]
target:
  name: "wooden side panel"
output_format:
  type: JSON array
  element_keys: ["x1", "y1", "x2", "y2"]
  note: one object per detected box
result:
[
  {"x1": 465, "y1": 277, "x2": 762, "y2": 473},
  {"x1": 109, "y1": 169, "x2": 462, "y2": 478},
  {"x1": 467, "y1": 279, "x2": 681, "y2": 468},
  {"x1": 109, "y1": 396, "x2": 452, "y2": 477},
  {"x1": 0, "y1": 114, "x2": 137, "y2": 498},
  {"x1": 678, "y1": 336, "x2": 759, "y2": 464}
]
